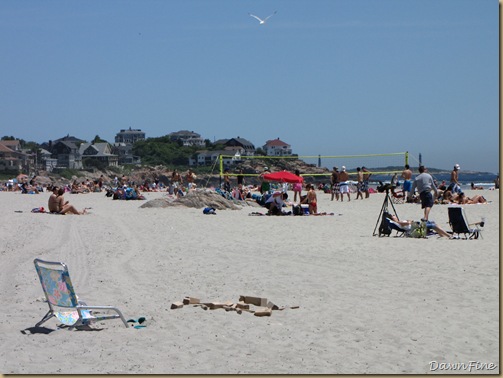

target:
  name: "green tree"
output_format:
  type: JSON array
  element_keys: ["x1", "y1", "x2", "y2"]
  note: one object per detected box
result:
[
  {"x1": 255, "y1": 148, "x2": 266, "y2": 156},
  {"x1": 92, "y1": 135, "x2": 108, "y2": 144},
  {"x1": 133, "y1": 136, "x2": 197, "y2": 166}
]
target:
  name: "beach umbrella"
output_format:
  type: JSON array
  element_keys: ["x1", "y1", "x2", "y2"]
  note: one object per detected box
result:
[{"x1": 262, "y1": 170, "x2": 304, "y2": 183}]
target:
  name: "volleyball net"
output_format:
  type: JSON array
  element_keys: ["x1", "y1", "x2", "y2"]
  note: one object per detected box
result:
[{"x1": 218, "y1": 151, "x2": 409, "y2": 179}]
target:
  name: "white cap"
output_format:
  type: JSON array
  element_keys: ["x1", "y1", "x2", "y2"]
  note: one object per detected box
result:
[
  {"x1": 341, "y1": 166, "x2": 346, "y2": 171},
  {"x1": 455, "y1": 164, "x2": 460, "y2": 170}
]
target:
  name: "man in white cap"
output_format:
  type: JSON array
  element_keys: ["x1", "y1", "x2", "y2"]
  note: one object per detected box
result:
[
  {"x1": 338, "y1": 166, "x2": 350, "y2": 201},
  {"x1": 449, "y1": 164, "x2": 462, "y2": 194}
]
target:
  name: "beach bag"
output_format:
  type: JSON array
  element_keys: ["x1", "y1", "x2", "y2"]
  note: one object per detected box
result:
[
  {"x1": 31, "y1": 207, "x2": 45, "y2": 213},
  {"x1": 408, "y1": 222, "x2": 427, "y2": 238},
  {"x1": 378, "y1": 216, "x2": 392, "y2": 237},
  {"x1": 203, "y1": 207, "x2": 216, "y2": 215}
]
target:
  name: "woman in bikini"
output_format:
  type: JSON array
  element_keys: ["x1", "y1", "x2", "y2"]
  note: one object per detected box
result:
[
  {"x1": 302, "y1": 184, "x2": 318, "y2": 214},
  {"x1": 453, "y1": 193, "x2": 487, "y2": 205},
  {"x1": 48, "y1": 187, "x2": 87, "y2": 215}
]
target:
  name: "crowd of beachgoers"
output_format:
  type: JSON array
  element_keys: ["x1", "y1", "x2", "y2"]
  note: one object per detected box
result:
[{"x1": 2, "y1": 165, "x2": 496, "y2": 219}]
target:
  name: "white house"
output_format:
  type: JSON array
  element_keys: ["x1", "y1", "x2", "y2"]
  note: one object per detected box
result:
[
  {"x1": 263, "y1": 138, "x2": 292, "y2": 156},
  {"x1": 189, "y1": 147, "x2": 243, "y2": 167}
]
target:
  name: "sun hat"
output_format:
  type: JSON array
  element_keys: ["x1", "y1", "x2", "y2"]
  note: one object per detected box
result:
[
  {"x1": 341, "y1": 166, "x2": 346, "y2": 171},
  {"x1": 455, "y1": 164, "x2": 460, "y2": 170}
]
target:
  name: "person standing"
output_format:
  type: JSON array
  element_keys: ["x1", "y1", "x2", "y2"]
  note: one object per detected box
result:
[
  {"x1": 411, "y1": 165, "x2": 438, "y2": 221},
  {"x1": 237, "y1": 169, "x2": 245, "y2": 189},
  {"x1": 449, "y1": 164, "x2": 462, "y2": 194},
  {"x1": 98, "y1": 175, "x2": 104, "y2": 191},
  {"x1": 223, "y1": 169, "x2": 231, "y2": 192},
  {"x1": 185, "y1": 169, "x2": 195, "y2": 189},
  {"x1": 292, "y1": 169, "x2": 303, "y2": 203},
  {"x1": 355, "y1": 167, "x2": 363, "y2": 200},
  {"x1": 362, "y1": 166, "x2": 371, "y2": 198},
  {"x1": 171, "y1": 169, "x2": 182, "y2": 191},
  {"x1": 330, "y1": 167, "x2": 340, "y2": 201},
  {"x1": 338, "y1": 166, "x2": 351, "y2": 202},
  {"x1": 401, "y1": 164, "x2": 413, "y2": 202}
]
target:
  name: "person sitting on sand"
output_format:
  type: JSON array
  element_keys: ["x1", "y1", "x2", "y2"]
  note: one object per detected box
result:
[
  {"x1": 453, "y1": 192, "x2": 487, "y2": 205},
  {"x1": 265, "y1": 191, "x2": 288, "y2": 215},
  {"x1": 439, "y1": 189, "x2": 453, "y2": 204},
  {"x1": 301, "y1": 184, "x2": 318, "y2": 214},
  {"x1": 48, "y1": 187, "x2": 87, "y2": 215},
  {"x1": 471, "y1": 182, "x2": 484, "y2": 190},
  {"x1": 71, "y1": 180, "x2": 89, "y2": 194}
]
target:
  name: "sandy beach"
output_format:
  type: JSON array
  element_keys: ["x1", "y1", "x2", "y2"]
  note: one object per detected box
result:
[{"x1": 0, "y1": 187, "x2": 499, "y2": 374}]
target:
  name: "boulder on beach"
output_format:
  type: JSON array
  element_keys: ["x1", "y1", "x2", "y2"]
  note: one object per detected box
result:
[{"x1": 140, "y1": 189, "x2": 244, "y2": 210}]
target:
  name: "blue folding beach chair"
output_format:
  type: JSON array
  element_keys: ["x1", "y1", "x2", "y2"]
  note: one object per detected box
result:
[{"x1": 34, "y1": 258, "x2": 128, "y2": 329}]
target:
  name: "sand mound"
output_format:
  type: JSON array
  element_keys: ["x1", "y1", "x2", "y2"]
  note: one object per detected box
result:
[{"x1": 140, "y1": 189, "x2": 244, "y2": 210}]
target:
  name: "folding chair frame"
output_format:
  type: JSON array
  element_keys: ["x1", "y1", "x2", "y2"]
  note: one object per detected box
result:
[{"x1": 34, "y1": 258, "x2": 128, "y2": 329}]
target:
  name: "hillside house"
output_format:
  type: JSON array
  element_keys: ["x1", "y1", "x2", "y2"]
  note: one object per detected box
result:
[
  {"x1": 263, "y1": 138, "x2": 292, "y2": 156},
  {"x1": 50, "y1": 140, "x2": 82, "y2": 169},
  {"x1": 79, "y1": 142, "x2": 119, "y2": 167},
  {"x1": 188, "y1": 147, "x2": 242, "y2": 167},
  {"x1": 222, "y1": 137, "x2": 255, "y2": 156},
  {"x1": 0, "y1": 140, "x2": 31, "y2": 171},
  {"x1": 168, "y1": 130, "x2": 205, "y2": 147},
  {"x1": 115, "y1": 128, "x2": 145, "y2": 144}
]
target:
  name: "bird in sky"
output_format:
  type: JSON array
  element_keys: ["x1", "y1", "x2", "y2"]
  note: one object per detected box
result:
[{"x1": 248, "y1": 11, "x2": 277, "y2": 25}]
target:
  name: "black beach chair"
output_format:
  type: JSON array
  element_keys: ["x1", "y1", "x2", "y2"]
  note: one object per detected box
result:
[
  {"x1": 379, "y1": 212, "x2": 407, "y2": 237},
  {"x1": 447, "y1": 206, "x2": 484, "y2": 239}
]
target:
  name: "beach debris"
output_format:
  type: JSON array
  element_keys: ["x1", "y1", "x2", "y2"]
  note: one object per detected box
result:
[
  {"x1": 239, "y1": 295, "x2": 268, "y2": 307},
  {"x1": 170, "y1": 295, "x2": 299, "y2": 317},
  {"x1": 182, "y1": 296, "x2": 200, "y2": 305},
  {"x1": 253, "y1": 307, "x2": 272, "y2": 317},
  {"x1": 170, "y1": 301, "x2": 184, "y2": 309}
]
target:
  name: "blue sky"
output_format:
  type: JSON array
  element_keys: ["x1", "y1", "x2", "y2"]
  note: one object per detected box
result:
[{"x1": 0, "y1": 0, "x2": 499, "y2": 173}]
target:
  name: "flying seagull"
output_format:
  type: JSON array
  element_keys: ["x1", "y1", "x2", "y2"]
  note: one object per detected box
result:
[{"x1": 249, "y1": 11, "x2": 277, "y2": 25}]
